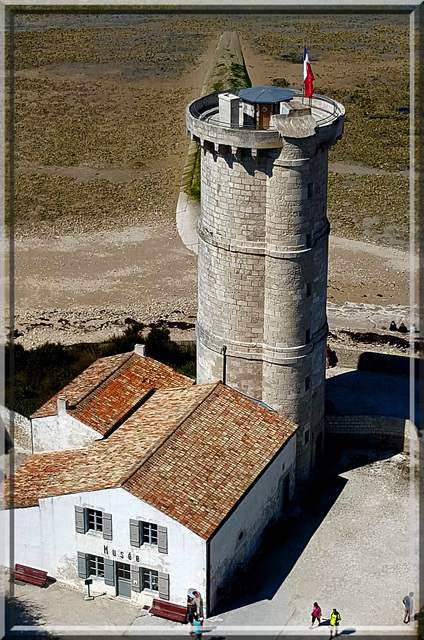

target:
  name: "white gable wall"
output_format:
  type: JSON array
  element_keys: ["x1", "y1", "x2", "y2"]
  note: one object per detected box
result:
[
  {"x1": 6, "y1": 488, "x2": 206, "y2": 609},
  {"x1": 4, "y1": 506, "x2": 42, "y2": 571},
  {"x1": 31, "y1": 413, "x2": 100, "y2": 452},
  {"x1": 208, "y1": 435, "x2": 296, "y2": 613}
]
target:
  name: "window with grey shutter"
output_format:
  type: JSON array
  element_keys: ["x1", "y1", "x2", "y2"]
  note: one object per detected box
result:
[
  {"x1": 75, "y1": 506, "x2": 88, "y2": 534},
  {"x1": 131, "y1": 566, "x2": 141, "y2": 592},
  {"x1": 77, "y1": 551, "x2": 89, "y2": 579},
  {"x1": 157, "y1": 526, "x2": 168, "y2": 554},
  {"x1": 129, "y1": 519, "x2": 141, "y2": 547},
  {"x1": 102, "y1": 512, "x2": 113, "y2": 540},
  {"x1": 158, "y1": 572, "x2": 169, "y2": 600},
  {"x1": 104, "y1": 558, "x2": 115, "y2": 586}
]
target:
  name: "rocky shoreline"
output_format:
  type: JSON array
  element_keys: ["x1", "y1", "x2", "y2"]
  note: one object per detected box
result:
[{"x1": 10, "y1": 303, "x2": 197, "y2": 350}]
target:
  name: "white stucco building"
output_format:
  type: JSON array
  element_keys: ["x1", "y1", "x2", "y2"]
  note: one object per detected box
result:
[
  {"x1": 29, "y1": 345, "x2": 193, "y2": 452},
  {"x1": 5, "y1": 350, "x2": 297, "y2": 616}
]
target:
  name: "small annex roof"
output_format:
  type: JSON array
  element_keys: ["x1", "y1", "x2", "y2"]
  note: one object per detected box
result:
[
  {"x1": 238, "y1": 86, "x2": 294, "y2": 105},
  {"x1": 30, "y1": 350, "x2": 193, "y2": 436},
  {"x1": 5, "y1": 382, "x2": 297, "y2": 540}
]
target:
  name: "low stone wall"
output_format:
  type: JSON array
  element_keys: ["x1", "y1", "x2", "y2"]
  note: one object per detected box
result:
[
  {"x1": 1, "y1": 405, "x2": 32, "y2": 452},
  {"x1": 325, "y1": 415, "x2": 412, "y2": 452},
  {"x1": 327, "y1": 345, "x2": 415, "y2": 374}
]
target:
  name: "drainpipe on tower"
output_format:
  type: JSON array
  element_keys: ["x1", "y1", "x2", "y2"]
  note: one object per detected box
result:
[{"x1": 221, "y1": 345, "x2": 227, "y2": 385}]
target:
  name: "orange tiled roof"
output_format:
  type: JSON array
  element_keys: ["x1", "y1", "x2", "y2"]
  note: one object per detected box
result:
[
  {"x1": 123, "y1": 383, "x2": 297, "y2": 539},
  {"x1": 30, "y1": 352, "x2": 194, "y2": 436},
  {"x1": 6, "y1": 382, "x2": 297, "y2": 540},
  {"x1": 5, "y1": 385, "x2": 214, "y2": 510}
]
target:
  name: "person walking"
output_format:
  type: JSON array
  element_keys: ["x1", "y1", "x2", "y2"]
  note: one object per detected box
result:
[
  {"x1": 189, "y1": 613, "x2": 203, "y2": 638},
  {"x1": 403, "y1": 593, "x2": 411, "y2": 623},
  {"x1": 329, "y1": 608, "x2": 341, "y2": 637},
  {"x1": 311, "y1": 602, "x2": 322, "y2": 626},
  {"x1": 188, "y1": 588, "x2": 202, "y2": 617},
  {"x1": 186, "y1": 595, "x2": 197, "y2": 623}
]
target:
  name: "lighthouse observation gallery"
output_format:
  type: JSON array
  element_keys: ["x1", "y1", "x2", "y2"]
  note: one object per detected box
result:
[{"x1": 186, "y1": 86, "x2": 344, "y2": 481}]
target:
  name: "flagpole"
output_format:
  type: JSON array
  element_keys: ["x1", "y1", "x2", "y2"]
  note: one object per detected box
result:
[{"x1": 302, "y1": 45, "x2": 305, "y2": 104}]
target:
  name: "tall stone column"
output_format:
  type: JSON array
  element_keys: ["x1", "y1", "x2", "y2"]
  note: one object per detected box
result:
[
  {"x1": 186, "y1": 88, "x2": 344, "y2": 482},
  {"x1": 261, "y1": 111, "x2": 331, "y2": 481}
]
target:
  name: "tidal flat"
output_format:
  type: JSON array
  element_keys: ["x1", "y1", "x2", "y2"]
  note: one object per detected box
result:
[
  {"x1": 12, "y1": 12, "x2": 409, "y2": 245},
  {"x1": 8, "y1": 11, "x2": 413, "y2": 348}
]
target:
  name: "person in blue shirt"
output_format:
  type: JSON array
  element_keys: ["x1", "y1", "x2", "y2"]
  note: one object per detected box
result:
[{"x1": 190, "y1": 613, "x2": 203, "y2": 638}]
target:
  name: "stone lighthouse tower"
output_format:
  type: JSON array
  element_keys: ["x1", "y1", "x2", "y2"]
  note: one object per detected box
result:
[{"x1": 186, "y1": 86, "x2": 344, "y2": 481}]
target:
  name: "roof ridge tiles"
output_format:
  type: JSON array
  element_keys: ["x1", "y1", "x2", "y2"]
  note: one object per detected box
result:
[
  {"x1": 73, "y1": 352, "x2": 138, "y2": 411},
  {"x1": 121, "y1": 382, "x2": 298, "y2": 538},
  {"x1": 30, "y1": 351, "x2": 133, "y2": 418}
]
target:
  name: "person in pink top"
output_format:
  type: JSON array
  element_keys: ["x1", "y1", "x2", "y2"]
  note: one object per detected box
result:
[{"x1": 311, "y1": 602, "x2": 322, "y2": 626}]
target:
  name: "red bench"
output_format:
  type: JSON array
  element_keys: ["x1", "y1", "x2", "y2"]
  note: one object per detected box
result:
[
  {"x1": 13, "y1": 564, "x2": 48, "y2": 587},
  {"x1": 150, "y1": 598, "x2": 187, "y2": 622}
]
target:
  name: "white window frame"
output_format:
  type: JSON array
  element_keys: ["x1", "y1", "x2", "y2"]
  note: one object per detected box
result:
[{"x1": 142, "y1": 568, "x2": 159, "y2": 592}]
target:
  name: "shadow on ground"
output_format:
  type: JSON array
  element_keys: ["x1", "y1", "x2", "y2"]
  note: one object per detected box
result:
[
  {"x1": 213, "y1": 461, "x2": 345, "y2": 614},
  {"x1": 213, "y1": 444, "x2": 401, "y2": 617},
  {"x1": 325, "y1": 369, "x2": 417, "y2": 419},
  {"x1": 325, "y1": 351, "x2": 418, "y2": 421},
  {"x1": 4, "y1": 593, "x2": 58, "y2": 639}
]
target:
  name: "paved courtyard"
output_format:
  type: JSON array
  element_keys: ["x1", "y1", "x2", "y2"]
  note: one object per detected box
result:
[{"x1": 5, "y1": 446, "x2": 418, "y2": 638}]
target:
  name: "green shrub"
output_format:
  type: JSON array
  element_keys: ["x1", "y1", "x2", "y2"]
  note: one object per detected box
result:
[
  {"x1": 188, "y1": 146, "x2": 201, "y2": 202},
  {"x1": 6, "y1": 324, "x2": 196, "y2": 418}
]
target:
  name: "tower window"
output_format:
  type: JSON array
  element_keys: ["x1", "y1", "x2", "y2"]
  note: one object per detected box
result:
[
  {"x1": 306, "y1": 233, "x2": 312, "y2": 248},
  {"x1": 306, "y1": 282, "x2": 312, "y2": 297},
  {"x1": 306, "y1": 329, "x2": 311, "y2": 343},
  {"x1": 307, "y1": 183, "x2": 314, "y2": 198},
  {"x1": 305, "y1": 376, "x2": 310, "y2": 391},
  {"x1": 304, "y1": 429, "x2": 310, "y2": 445}
]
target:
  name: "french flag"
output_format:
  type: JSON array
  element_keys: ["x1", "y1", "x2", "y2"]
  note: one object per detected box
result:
[{"x1": 303, "y1": 46, "x2": 315, "y2": 98}]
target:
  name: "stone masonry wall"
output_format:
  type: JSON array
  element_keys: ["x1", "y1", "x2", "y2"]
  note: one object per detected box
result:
[
  {"x1": 1, "y1": 405, "x2": 32, "y2": 452},
  {"x1": 191, "y1": 94, "x2": 344, "y2": 483},
  {"x1": 325, "y1": 415, "x2": 411, "y2": 452}
]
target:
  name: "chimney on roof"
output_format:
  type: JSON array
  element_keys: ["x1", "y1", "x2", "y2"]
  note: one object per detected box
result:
[
  {"x1": 134, "y1": 344, "x2": 146, "y2": 357},
  {"x1": 57, "y1": 397, "x2": 67, "y2": 414}
]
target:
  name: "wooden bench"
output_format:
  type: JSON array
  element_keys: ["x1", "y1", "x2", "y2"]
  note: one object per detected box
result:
[
  {"x1": 13, "y1": 564, "x2": 48, "y2": 587},
  {"x1": 149, "y1": 598, "x2": 187, "y2": 623}
]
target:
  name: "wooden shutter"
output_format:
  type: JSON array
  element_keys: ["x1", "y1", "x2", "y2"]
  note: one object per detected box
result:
[
  {"x1": 158, "y1": 572, "x2": 169, "y2": 600},
  {"x1": 157, "y1": 526, "x2": 168, "y2": 554},
  {"x1": 131, "y1": 566, "x2": 141, "y2": 592},
  {"x1": 129, "y1": 519, "x2": 141, "y2": 547},
  {"x1": 102, "y1": 512, "x2": 113, "y2": 540},
  {"x1": 77, "y1": 551, "x2": 89, "y2": 579},
  {"x1": 75, "y1": 506, "x2": 87, "y2": 534},
  {"x1": 104, "y1": 558, "x2": 115, "y2": 586}
]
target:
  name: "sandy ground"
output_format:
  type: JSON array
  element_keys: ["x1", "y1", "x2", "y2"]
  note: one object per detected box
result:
[
  {"x1": 6, "y1": 15, "x2": 415, "y2": 352},
  {"x1": 6, "y1": 229, "x2": 413, "y2": 350}
]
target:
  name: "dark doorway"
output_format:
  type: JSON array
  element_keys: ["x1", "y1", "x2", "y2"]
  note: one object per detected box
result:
[
  {"x1": 281, "y1": 473, "x2": 290, "y2": 512},
  {"x1": 315, "y1": 432, "x2": 323, "y2": 466}
]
